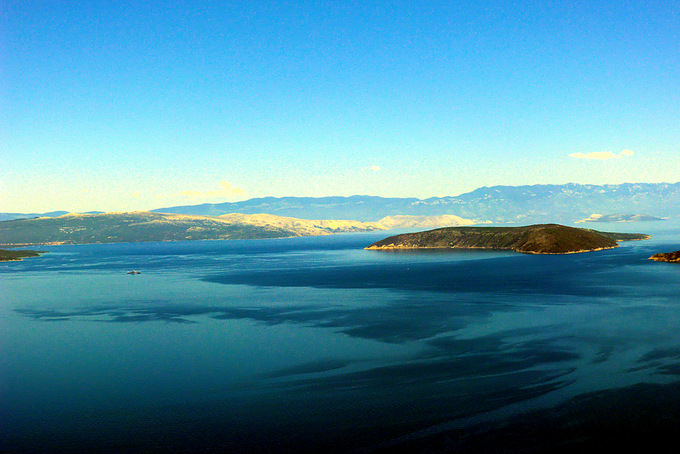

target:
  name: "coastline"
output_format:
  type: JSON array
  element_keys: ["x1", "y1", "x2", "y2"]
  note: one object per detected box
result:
[
  {"x1": 649, "y1": 251, "x2": 680, "y2": 263},
  {"x1": 365, "y1": 245, "x2": 620, "y2": 255}
]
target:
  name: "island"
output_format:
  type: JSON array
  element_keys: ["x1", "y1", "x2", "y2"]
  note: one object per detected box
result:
[
  {"x1": 649, "y1": 251, "x2": 680, "y2": 263},
  {"x1": 365, "y1": 224, "x2": 650, "y2": 254},
  {"x1": 0, "y1": 249, "x2": 43, "y2": 261}
]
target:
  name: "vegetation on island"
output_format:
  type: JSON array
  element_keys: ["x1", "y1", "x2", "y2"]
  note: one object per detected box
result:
[
  {"x1": 0, "y1": 249, "x2": 43, "y2": 261},
  {"x1": 366, "y1": 224, "x2": 650, "y2": 254},
  {"x1": 649, "y1": 251, "x2": 680, "y2": 263}
]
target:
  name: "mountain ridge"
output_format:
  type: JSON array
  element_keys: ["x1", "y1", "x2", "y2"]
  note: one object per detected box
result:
[
  {"x1": 3, "y1": 182, "x2": 678, "y2": 223},
  {"x1": 152, "y1": 182, "x2": 680, "y2": 223}
]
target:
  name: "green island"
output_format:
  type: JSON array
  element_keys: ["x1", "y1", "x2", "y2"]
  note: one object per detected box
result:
[
  {"x1": 649, "y1": 251, "x2": 680, "y2": 263},
  {"x1": 0, "y1": 249, "x2": 43, "y2": 261},
  {"x1": 366, "y1": 224, "x2": 650, "y2": 254}
]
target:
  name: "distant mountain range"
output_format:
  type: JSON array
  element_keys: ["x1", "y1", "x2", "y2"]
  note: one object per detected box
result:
[
  {"x1": 152, "y1": 182, "x2": 680, "y2": 223},
  {"x1": 2, "y1": 182, "x2": 678, "y2": 224},
  {"x1": 0, "y1": 211, "x2": 102, "y2": 222},
  {"x1": 0, "y1": 211, "x2": 70, "y2": 222}
]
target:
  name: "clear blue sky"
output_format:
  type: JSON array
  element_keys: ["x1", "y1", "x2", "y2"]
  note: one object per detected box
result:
[{"x1": 2, "y1": 0, "x2": 679, "y2": 212}]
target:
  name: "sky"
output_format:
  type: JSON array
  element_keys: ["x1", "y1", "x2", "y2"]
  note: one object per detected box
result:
[{"x1": 1, "y1": 0, "x2": 679, "y2": 213}]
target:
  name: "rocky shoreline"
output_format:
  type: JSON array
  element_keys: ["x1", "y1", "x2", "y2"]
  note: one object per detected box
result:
[{"x1": 649, "y1": 250, "x2": 680, "y2": 263}]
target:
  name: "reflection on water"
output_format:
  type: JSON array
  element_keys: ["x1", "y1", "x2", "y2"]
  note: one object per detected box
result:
[{"x1": 2, "y1": 227, "x2": 680, "y2": 452}]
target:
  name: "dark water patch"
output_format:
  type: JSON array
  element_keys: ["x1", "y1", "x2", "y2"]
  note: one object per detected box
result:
[
  {"x1": 209, "y1": 305, "x2": 328, "y2": 325},
  {"x1": 656, "y1": 363, "x2": 680, "y2": 375},
  {"x1": 109, "y1": 313, "x2": 197, "y2": 324},
  {"x1": 0, "y1": 368, "x2": 573, "y2": 454},
  {"x1": 379, "y1": 380, "x2": 680, "y2": 453},
  {"x1": 260, "y1": 359, "x2": 353, "y2": 379},
  {"x1": 426, "y1": 326, "x2": 570, "y2": 354},
  {"x1": 211, "y1": 303, "x2": 478, "y2": 343},
  {"x1": 15, "y1": 304, "x2": 217, "y2": 324},
  {"x1": 211, "y1": 297, "x2": 517, "y2": 343},
  {"x1": 16, "y1": 293, "x2": 518, "y2": 343},
  {"x1": 204, "y1": 253, "x2": 636, "y2": 298},
  {"x1": 316, "y1": 298, "x2": 509, "y2": 343},
  {"x1": 273, "y1": 342, "x2": 578, "y2": 394},
  {"x1": 632, "y1": 347, "x2": 680, "y2": 376},
  {"x1": 228, "y1": 369, "x2": 575, "y2": 453},
  {"x1": 14, "y1": 307, "x2": 115, "y2": 321},
  {"x1": 627, "y1": 346, "x2": 680, "y2": 374},
  {"x1": 592, "y1": 345, "x2": 619, "y2": 363},
  {"x1": 638, "y1": 346, "x2": 680, "y2": 363}
]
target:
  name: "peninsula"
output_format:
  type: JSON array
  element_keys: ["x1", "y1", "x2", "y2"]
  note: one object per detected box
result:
[
  {"x1": 365, "y1": 224, "x2": 650, "y2": 254},
  {"x1": 0, "y1": 249, "x2": 43, "y2": 261},
  {"x1": 0, "y1": 211, "x2": 487, "y2": 247},
  {"x1": 0, "y1": 211, "x2": 384, "y2": 246},
  {"x1": 649, "y1": 251, "x2": 680, "y2": 263}
]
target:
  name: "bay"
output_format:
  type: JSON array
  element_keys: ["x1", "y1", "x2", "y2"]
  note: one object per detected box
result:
[{"x1": 2, "y1": 224, "x2": 680, "y2": 452}]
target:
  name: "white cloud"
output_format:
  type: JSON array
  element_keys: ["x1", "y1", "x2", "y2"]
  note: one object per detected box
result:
[
  {"x1": 569, "y1": 150, "x2": 635, "y2": 161},
  {"x1": 363, "y1": 165, "x2": 382, "y2": 172},
  {"x1": 178, "y1": 181, "x2": 247, "y2": 200}
]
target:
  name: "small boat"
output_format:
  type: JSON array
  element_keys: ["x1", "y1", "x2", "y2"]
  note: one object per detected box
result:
[{"x1": 126, "y1": 270, "x2": 142, "y2": 275}]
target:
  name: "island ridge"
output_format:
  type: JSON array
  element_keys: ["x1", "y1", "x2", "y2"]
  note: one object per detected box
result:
[{"x1": 366, "y1": 224, "x2": 650, "y2": 255}]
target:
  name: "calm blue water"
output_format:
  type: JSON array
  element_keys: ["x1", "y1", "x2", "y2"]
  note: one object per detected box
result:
[{"x1": 2, "y1": 225, "x2": 680, "y2": 453}]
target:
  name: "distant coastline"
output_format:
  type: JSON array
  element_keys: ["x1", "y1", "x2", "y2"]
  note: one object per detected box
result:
[
  {"x1": 576, "y1": 213, "x2": 666, "y2": 223},
  {"x1": 0, "y1": 211, "x2": 489, "y2": 247}
]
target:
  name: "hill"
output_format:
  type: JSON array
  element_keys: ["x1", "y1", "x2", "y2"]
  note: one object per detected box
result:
[
  {"x1": 0, "y1": 212, "x2": 382, "y2": 246},
  {"x1": 365, "y1": 224, "x2": 650, "y2": 254}
]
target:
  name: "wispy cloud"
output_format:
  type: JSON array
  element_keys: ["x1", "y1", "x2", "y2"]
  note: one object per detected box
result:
[
  {"x1": 363, "y1": 165, "x2": 382, "y2": 172},
  {"x1": 178, "y1": 181, "x2": 247, "y2": 200},
  {"x1": 569, "y1": 149, "x2": 635, "y2": 161}
]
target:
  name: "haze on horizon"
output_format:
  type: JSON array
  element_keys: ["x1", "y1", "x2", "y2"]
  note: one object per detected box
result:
[{"x1": 2, "y1": 1, "x2": 679, "y2": 213}]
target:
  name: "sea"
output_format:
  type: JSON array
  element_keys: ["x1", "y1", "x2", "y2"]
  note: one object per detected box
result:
[{"x1": 2, "y1": 223, "x2": 679, "y2": 453}]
